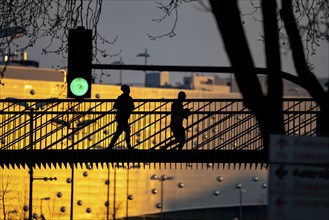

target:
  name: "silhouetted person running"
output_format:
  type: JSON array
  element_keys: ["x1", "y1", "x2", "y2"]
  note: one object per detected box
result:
[
  {"x1": 162, "y1": 91, "x2": 190, "y2": 150},
  {"x1": 107, "y1": 84, "x2": 135, "y2": 150}
]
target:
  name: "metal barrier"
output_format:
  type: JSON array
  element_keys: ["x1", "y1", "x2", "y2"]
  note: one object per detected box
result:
[{"x1": 0, "y1": 98, "x2": 319, "y2": 166}]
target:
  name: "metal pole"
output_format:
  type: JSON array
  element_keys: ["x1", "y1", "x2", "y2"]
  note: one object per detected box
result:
[
  {"x1": 40, "y1": 199, "x2": 43, "y2": 217},
  {"x1": 28, "y1": 109, "x2": 34, "y2": 220},
  {"x1": 29, "y1": 169, "x2": 33, "y2": 220},
  {"x1": 160, "y1": 179, "x2": 164, "y2": 220},
  {"x1": 70, "y1": 165, "x2": 74, "y2": 220},
  {"x1": 230, "y1": 73, "x2": 233, "y2": 92},
  {"x1": 144, "y1": 49, "x2": 148, "y2": 66},
  {"x1": 70, "y1": 128, "x2": 75, "y2": 220},
  {"x1": 119, "y1": 57, "x2": 123, "y2": 85},
  {"x1": 126, "y1": 168, "x2": 129, "y2": 220},
  {"x1": 239, "y1": 189, "x2": 242, "y2": 220},
  {"x1": 119, "y1": 69, "x2": 122, "y2": 85},
  {"x1": 107, "y1": 164, "x2": 110, "y2": 220},
  {"x1": 113, "y1": 166, "x2": 116, "y2": 220}
]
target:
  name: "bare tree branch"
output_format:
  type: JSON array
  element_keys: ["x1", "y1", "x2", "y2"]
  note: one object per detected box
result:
[
  {"x1": 0, "y1": 0, "x2": 117, "y2": 83},
  {"x1": 148, "y1": 0, "x2": 197, "y2": 40},
  {"x1": 242, "y1": 0, "x2": 329, "y2": 70}
]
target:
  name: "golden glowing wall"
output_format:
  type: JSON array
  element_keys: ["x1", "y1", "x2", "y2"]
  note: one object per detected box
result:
[{"x1": 1, "y1": 69, "x2": 267, "y2": 220}]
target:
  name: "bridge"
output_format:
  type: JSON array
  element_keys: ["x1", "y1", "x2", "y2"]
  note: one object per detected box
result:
[{"x1": 0, "y1": 98, "x2": 319, "y2": 168}]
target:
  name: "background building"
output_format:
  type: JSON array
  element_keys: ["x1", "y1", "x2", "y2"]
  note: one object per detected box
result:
[{"x1": 145, "y1": 71, "x2": 169, "y2": 88}]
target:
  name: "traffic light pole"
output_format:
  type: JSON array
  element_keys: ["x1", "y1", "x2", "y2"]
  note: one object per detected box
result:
[{"x1": 67, "y1": 27, "x2": 92, "y2": 99}]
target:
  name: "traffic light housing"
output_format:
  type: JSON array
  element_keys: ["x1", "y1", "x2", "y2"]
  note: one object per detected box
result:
[{"x1": 67, "y1": 27, "x2": 92, "y2": 99}]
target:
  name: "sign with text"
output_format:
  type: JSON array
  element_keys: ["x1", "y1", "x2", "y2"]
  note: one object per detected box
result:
[
  {"x1": 270, "y1": 135, "x2": 329, "y2": 164},
  {"x1": 268, "y1": 135, "x2": 329, "y2": 220}
]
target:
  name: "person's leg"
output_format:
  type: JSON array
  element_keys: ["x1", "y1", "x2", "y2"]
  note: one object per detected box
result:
[
  {"x1": 122, "y1": 121, "x2": 133, "y2": 149},
  {"x1": 164, "y1": 139, "x2": 179, "y2": 149},
  {"x1": 162, "y1": 125, "x2": 179, "y2": 150},
  {"x1": 107, "y1": 123, "x2": 123, "y2": 149},
  {"x1": 176, "y1": 126, "x2": 186, "y2": 150}
]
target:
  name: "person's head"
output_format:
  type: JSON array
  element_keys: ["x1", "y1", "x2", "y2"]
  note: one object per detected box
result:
[
  {"x1": 121, "y1": 84, "x2": 130, "y2": 94},
  {"x1": 178, "y1": 91, "x2": 186, "y2": 101}
]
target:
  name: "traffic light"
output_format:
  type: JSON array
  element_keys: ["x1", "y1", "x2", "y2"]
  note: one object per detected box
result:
[{"x1": 67, "y1": 27, "x2": 92, "y2": 99}]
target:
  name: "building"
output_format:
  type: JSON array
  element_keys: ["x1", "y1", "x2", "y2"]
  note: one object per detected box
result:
[
  {"x1": 1, "y1": 51, "x2": 39, "y2": 68},
  {"x1": 182, "y1": 74, "x2": 231, "y2": 93},
  {"x1": 145, "y1": 71, "x2": 169, "y2": 88}
]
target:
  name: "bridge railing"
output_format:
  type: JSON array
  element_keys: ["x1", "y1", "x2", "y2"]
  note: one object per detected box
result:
[{"x1": 0, "y1": 98, "x2": 319, "y2": 152}]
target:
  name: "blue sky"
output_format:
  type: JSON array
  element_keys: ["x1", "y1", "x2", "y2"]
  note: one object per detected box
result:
[{"x1": 25, "y1": 0, "x2": 328, "y2": 85}]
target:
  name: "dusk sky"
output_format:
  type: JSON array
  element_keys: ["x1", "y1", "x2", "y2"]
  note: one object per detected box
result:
[{"x1": 25, "y1": 0, "x2": 328, "y2": 85}]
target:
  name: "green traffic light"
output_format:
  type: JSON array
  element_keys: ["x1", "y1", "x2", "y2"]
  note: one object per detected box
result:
[{"x1": 69, "y1": 77, "x2": 89, "y2": 97}]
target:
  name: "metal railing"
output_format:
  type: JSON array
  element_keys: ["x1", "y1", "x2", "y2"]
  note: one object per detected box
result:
[{"x1": 0, "y1": 98, "x2": 319, "y2": 152}]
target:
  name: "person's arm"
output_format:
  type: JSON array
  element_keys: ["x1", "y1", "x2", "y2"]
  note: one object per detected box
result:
[
  {"x1": 183, "y1": 108, "x2": 190, "y2": 119},
  {"x1": 113, "y1": 96, "x2": 121, "y2": 110},
  {"x1": 130, "y1": 98, "x2": 135, "y2": 111}
]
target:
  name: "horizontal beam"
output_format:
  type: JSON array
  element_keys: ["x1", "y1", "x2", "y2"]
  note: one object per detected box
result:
[
  {"x1": 0, "y1": 150, "x2": 267, "y2": 168},
  {"x1": 92, "y1": 64, "x2": 238, "y2": 73},
  {"x1": 91, "y1": 64, "x2": 303, "y2": 87}
]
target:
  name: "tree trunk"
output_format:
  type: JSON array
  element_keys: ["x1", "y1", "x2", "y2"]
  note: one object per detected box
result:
[
  {"x1": 209, "y1": 0, "x2": 276, "y2": 152},
  {"x1": 262, "y1": 0, "x2": 285, "y2": 136},
  {"x1": 281, "y1": 0, "x2": 329, "y2": 136}
]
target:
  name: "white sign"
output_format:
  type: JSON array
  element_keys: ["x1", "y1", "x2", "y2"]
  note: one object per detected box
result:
[
  {"x1": 269, "y1": 135, "x2": 329, "y2": 220},
  {"x1": 270, "y1": 135, "x2": 329, "y2": 164}
]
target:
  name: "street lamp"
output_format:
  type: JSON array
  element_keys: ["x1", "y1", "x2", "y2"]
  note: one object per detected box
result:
[
  {"x1": 112, "y1": 57, "x2": 124, "y2": 85},
  {"x1": 137, "y1": 49, "x2": 150, "y2": 85},
  {"x1": 40, "y1": 197, "x2": 51, "y2": 219},
  {"x1": 151, "y1": 174, "x2": 174, "y2": 220},
  {"x1": 235, "y1": 183, "x2": 247, "y2": 220},
  {"x1": 136, "y1": 49, "x2": 150, "y2": 66},
  {"x1": 30, "y1": 176, "x2": 56, "y2": 220}
]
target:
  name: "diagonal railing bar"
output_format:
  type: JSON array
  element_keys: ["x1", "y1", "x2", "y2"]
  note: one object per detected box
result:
[
  {"x1": 0, "y1": 106, "x2": 24, "y2": 129},
  {"x1": 185, "y1": 102, "x2": 251, "y2": 150},
  {"x1": 1, "y1": 101, "x2": 79, "y2": 150},
  {"x1": 83, "y1": 99, "x2": 207, "y2": 151},
  {"x1": 220, "y1": 114, "x2": 259, "y2": 150},
  {"x1": 285, "y1": 112, "x2": 318, "y2": 136},
  {"x1": 145, "y1": 101, "x2": 212, "y2": 150},
  {"x1": 35, "y1": 101, "x2": 108, "y2": 150},
  {"x1": 282, "y1": 100, "x2": 318, "y2": 137},
  {"x1": 20, "y1": 103, "x2": 89, "y2": 150},
  {"x1": 0, "y1": 98, "x2": 320, "y2": 166},
  {"x1": 196, "y1": 113, "x2": 258, "y2": 150},
  {"x1": 112, "y1": 101, "x2": 194, "y2": 150},
  {"x1": 124, "y1": 101, "x2": 173, "y2": 149},
  {"x1": 42, "y1": 113, "x2": 107, "y2": 150},
  {"x1": 70, "y1": 101, "x2": 152, "y2": 150},
  {"x1": 40, "y1": 99, "x2": 139, "y2": 150},
  {"x1": 154, "y1": 100, "x2": 231, "y2": 151},
  {"x1": 62, "y1": 100, "x2": 152, "y2": 150},
  {"x1": 196, "y1": 114, "x2": 254, "y2": 150},
  {"x1": 0, "y1": 100, "x2": 61, "y2": 137},
  {"x1": 0, "y1": 112, "x2": 29, "y2": 148}
]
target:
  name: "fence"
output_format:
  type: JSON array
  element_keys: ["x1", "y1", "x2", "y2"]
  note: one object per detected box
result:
[{"x1": 0, "y1": 98, "x2": 319, "y2": 166}]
